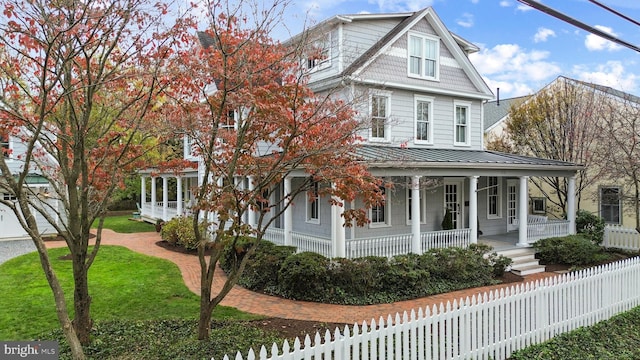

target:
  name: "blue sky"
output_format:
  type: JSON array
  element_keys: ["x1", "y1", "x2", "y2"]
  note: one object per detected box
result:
[{"x1": 273, "y1": 0, "x2": 640, "y2": 99}]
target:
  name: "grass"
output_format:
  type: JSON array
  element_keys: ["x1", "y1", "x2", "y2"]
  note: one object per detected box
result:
[
  {"x1": 91, "y1": 214, "x2": 155, "y2": 233},
  {"x1": 0, "y1": 245, "x2": 260, "y2": 340}
]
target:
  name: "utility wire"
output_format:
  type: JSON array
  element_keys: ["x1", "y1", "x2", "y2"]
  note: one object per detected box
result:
[
  {"x1": 517, "y1": 0, "x2": 640, "y2": 53},
  {"x1": 587, "y1": 0, "x2": 640, "y2": 28}
]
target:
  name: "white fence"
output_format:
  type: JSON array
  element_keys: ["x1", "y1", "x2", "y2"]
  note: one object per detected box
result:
[
  {"x1": 213, "y1": 257, "x2": 640, "y2": 360},
  {"x1": 603, "y1": 224, "x2": 640, "y2": 251}
]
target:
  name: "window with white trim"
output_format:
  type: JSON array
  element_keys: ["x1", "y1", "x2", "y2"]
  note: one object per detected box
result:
[
  {"x1": 2, "y1": 193, "x2": 17, "y2": 201},
  {"x1": 454, "y1": 101, "x2": 470, "y2": 146},
  {"x1": 306, "y1": 181, "x2": 319, "y2": 223},
  {"x1": 370, "y1": 185, "x2": 389, "y2": 226},
  {"x1": 1, "y1": 134, "x2": 9, "y2": 159},
  {"x1": 370, "y1": 93, "x2": 390, "y2": 141},
  {"x1": 487, "y1": 176, "x2": 502, "y2": 219},
  {"x1": 414, "y1": 96, "x2": 433, "y2": 144},
  {"x1": 305, "y1": 33, "x2": 331, "y2": 71},
  {"x1": 221, "y1": 110, "x2": 237, "y2": 130},
  {"x1": 600, "y1": 186, "x2": 621, "y2": 224},
  {"x1": 408, "y1": 33, "x2": 439, "y2": 80},
  {"x1": 531, "y1": 197, "x2": 546, "y2": 214}
]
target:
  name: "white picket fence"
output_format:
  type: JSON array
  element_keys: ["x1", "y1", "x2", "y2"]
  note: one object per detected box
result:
[
  {"x1": 213, "y1": 257, "x2": 640, "y2": 360},
  {"x1": 603, "y1": 224, "x2": 640, "y2": 251}
]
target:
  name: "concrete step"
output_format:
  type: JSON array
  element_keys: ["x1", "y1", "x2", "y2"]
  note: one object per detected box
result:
[
  {"x1": 494, "y1": 248, "x2": 546, "y2": 276},
  {"x1": 512, "y1": 264, "x2": 546, "y2": 276}
]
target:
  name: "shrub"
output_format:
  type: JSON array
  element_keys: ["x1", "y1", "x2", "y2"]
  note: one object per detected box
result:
[
  {"x1": 576, "y1": 209, "x2": 605, "y2": 245},
  {"x1": 160, "y1": 216, "x2": 203, "y2": 250},
  {"x1": 239, "y1": 241, "x2": 296, "y2": 291},
  {"x1": 277, "y1": 252, "x2": 331, "y2": 302},
  {"x1": 424, "y1": 245, "x2": 494, "y2": 285},
  {"x1": 219, "y1": 237, "x2": 257, "y2": 273},
  {"x1": 534, "y1": 235, "x2": 610, "y2": 266}
]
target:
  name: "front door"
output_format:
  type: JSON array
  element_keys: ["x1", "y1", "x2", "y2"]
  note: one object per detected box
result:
[
  {"x1": 444, "y1": 179, "x2": 464, "y2": 229},
  {"x1": 507, "y1": 179, "x2": 518, "y2": 232}
]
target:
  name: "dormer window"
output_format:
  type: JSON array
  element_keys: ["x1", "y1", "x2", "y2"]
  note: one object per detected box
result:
[
  {"x1": 408, "y1": 33, "x2": 439, "y2": 80},
  {"x1": 305, "y1": 33, "x2": 331, "y2": 71}
]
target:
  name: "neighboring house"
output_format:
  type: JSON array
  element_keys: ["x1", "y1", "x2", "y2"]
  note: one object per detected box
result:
[
  {"x1": 484, "y1": 76, "x2": 637, "y2": 227},
  {"x1": 140, "y1": 7, "x2": 581, "y2": 257},
  {"x1": 0, "y1": 132, "x2": 59, "y2": 240}
]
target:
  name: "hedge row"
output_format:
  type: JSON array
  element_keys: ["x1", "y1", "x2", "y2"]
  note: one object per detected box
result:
[{"x1": 221, "y1": 242, "x2": 511, "y2": 305}]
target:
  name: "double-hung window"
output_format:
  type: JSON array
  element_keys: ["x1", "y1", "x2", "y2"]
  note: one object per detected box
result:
[
  {"x1": 408, "y1": 33, "x2": 439, "y2": 80},
  {"x1": 306, "y1": 33, "x2": 331, "y2": 71},
  {"x1": 1, "y1": 134, "x2": 9, "y2": 159},
  {"x1": 414, "y1": 95, "x2": 433, "y2": 144},
  {"x1": 306, "y1": 181, "x2": 320, "y2": 223},
  {"x1": 486, "y1": 177, "x2": 501, "y2": 219},
  {"x1": 370, "y1": 185, "x2": 389, "y2": 227},
  {"x1": 454, "y1": 101, "x2": 471, "y2": 146},
  {"x1": 370, "y1": 92, "x2": 391, "y2": 141},
  {"x1": 600, "y1": 186, "x2": 621, "y2": 224}
]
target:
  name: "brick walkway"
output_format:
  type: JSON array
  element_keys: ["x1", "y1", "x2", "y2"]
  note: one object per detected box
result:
[{"x1": 46, "y1": 229, "x2": 557, "y2": 325}]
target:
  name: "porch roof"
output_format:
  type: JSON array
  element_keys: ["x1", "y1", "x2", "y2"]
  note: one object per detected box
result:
[{"x1": 355, "y1": 145, "x2": 583, "y2": 171}]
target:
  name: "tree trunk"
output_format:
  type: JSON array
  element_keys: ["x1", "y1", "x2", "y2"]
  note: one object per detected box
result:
[
  {"x1": 34, "y1": 240, "x2": 86, "y2": 359},
  {"x1": 197, "y1": 297, "x2": 213, "y2": 340},
  {"x1": 72, "y1": 252, "x2": 92, "y2": 345}
]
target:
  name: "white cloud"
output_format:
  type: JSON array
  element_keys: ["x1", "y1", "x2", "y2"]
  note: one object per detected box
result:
[
  {"x1": 457, "y1": 13, "x2": 474, "y2": 28},
  {"x1": 572, "y1": 61, "x2": 638, "y2": 94},
  {"x1": 366, "y1": 0, "x2": 434, "y2": 12},
  {"x1": 533, "y1": 27, "x2": 555, "y2": 43},
  {"x1": 470, "y1": 0, "x2": 480, "y2": 3},
  {"x1": 470, "y1": 43, "x2": 561, "y2": 97},
  {"x1": 584, "y1": 25, "x2": 622, "y2": 52},
  {"x1": 499, "y1": 1, "x2": 511, "y2": 6},
  {"x1": 516, "y1": 4, "x2": 533, "y2": 11}
]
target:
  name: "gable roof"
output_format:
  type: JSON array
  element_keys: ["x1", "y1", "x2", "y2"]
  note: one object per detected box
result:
[
  {"x1": 484, "y1": 95, "x2": 530, "y2": 131},
  {"x1": 292, "y1": 7, "x2": 493, "y2": 100}
]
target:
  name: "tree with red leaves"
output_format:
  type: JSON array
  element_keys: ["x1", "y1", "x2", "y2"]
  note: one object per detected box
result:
[
  {"x1": 0, "y1": 0, "x2": 193, "y2": 357},
  {"x1": 162, "y1": 1, "x2": 383, "y2": 340}
]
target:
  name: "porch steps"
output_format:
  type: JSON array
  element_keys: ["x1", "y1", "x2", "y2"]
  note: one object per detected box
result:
[{"x1": 495, "y1": 248, "x2": 546, "y2": 276}]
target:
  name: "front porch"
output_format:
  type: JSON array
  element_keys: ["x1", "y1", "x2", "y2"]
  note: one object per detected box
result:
[{"x1": 263, "y1": 219, "x2": 571, "y2": 259}]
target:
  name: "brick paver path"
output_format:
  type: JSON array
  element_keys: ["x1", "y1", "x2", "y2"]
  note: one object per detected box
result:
[{"x1": 46, "y1": 229, "x2": 557, "y2": 325}]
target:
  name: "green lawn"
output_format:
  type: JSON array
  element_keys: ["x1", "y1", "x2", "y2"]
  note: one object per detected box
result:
[
  {"x1": 92, "y1": 214, "x2": 155, "y2": 233},
  {"x1": 0, "y1": 246, "x2": 259, "y2": 340}
]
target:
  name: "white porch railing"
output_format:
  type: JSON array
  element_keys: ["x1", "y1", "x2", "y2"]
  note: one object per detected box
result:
[
  {"x1": 141, "y1": 201, "x2": 190, "y2": 221},
  {"x1": 527, "y1": 220, "x2": 571, "y2": 244},
  {"x1": 346, "y1": 234, "x2": 412, "y2": 258},
  {"x1": 604, "y1": 224, "x2": 640, "y2": 251},
  {"x1": 421, "y1": 228, "x2": 471, "y2": 249},
  {"x1": 261, "y1": 228, "x2": 471, "y2": 259}
]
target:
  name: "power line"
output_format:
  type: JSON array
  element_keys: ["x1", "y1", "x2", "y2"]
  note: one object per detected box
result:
[
  {"x1": 587, "y1": 0, "x2": 640, "y2": 28},
  {"x1": 517, "y1": 0, "x2": 640, "y2": 53}
]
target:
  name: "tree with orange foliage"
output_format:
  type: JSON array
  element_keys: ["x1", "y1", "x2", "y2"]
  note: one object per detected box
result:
[
  {"x1": 162, "y1": 1, "x2": 383, "y2": 340},
  {"x1": 0, "y1": 0, "x2": 193, "y2": 357}
]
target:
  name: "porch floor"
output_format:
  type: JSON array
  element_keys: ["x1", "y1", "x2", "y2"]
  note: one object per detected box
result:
[{"x1": 479, "y1": 232, "x2": 523, "y2": 251}]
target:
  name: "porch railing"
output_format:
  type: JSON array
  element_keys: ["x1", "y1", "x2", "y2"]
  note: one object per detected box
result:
[
  {"x1": 141, "y1": 201, "x2": 190, "y2": 221},
  {"x1": 527, "y1": 220, "x2": 570, "y2": 243},
  {"x1": 261, "y1": 228, "x2": 472, "y2": 259}
]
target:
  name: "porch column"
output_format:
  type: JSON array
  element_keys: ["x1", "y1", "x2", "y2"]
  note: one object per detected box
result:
[
  {"x1": 411, "y1": 176, "x2": 422, "y2": 254},
  {"x1": 176, "y1": 176, "x2": 183, "y2": 216},
  {"x1": 283, "y1": 176, "x2": 292, "y2": 246},
  {"x1": 469, "y1": 175, "x2": 478, "y2": 244},
  {"x1": 332, "y1": 183, "x2": 346, "y2": 258},
  {"x1": 162, "y1": 176, "x2": 168, "y2": 220},
  {"x1": 140, "y1": 176, "x2": 146, "y2": 214},
  {"x1": 150, "y1": 176, "x2": 157, "y2": 219},
  {"x1": 517, "y1": 176, "x2": 529, "y2": 247},
  {"x1": 247, "y1": 176, "x2": 256, "y2": 227},
  {"x1": 568, "y1": 176, "x2": 576, "y2": 234}
]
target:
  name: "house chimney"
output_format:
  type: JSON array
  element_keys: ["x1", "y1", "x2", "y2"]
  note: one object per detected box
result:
[{"x1": 496, "y1": 88, "x2": 500, "y2": 106}]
